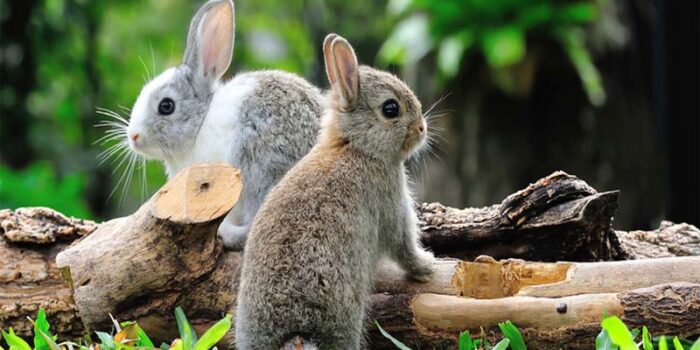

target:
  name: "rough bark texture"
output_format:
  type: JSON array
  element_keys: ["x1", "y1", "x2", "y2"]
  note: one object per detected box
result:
[
  {"x1": 0, "y1": 207, "x2": 96, "y2": 338},
  {"x1": 418, "y1": 171, "x2": 626, "y2": 261},
  {"x1": 617, "y1": 220, "x2": 700, "y2": 258},
  {"x1": 2, "y1": 168, "x2": 699, "y2": 348}
]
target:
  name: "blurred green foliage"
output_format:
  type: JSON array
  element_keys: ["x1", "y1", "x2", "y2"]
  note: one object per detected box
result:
[
  {"x1": 379, "y1": 0, "x2": 605, "y2": 104},
  {"x1": 1, "y1": 0, "x2": 607, "y2": 220}
]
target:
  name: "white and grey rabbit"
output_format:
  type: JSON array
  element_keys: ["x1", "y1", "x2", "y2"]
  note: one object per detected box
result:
[
  {"x1": 126, "y1": 0, "x2": 323, "y2": 249},
  {"x1": 234, "y1": 34, "x2": 436, "y2": 350}
]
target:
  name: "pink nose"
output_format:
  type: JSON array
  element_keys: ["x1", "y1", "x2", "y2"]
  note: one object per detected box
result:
[{"x1": 130, "y1": 133, "x2": 140, "y2": 142}]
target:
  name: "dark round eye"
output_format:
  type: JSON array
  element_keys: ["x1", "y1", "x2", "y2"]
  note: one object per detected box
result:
[
  {"x1": 381, "y1": 99, "x2": 400, "y2": 118},
  {"x1": 158, "y1": 98, "x2": 175, "y2": 115}
]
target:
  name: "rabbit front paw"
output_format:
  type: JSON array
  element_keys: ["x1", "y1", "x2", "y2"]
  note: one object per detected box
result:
[
  {"x1": 405, "y1": 250, "x2": 436, "y2": 283},
  {"x1": 218, "y1": 222, "x2": 250, "y2": 251}
]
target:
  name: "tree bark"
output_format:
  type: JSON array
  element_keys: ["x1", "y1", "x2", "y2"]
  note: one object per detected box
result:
[{"x1": 1, "y1": 165, "x2": 699, "y2": 349}]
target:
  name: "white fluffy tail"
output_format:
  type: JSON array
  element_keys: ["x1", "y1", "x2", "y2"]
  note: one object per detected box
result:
[{"x1": 280, "y1": 336, "x2": 317, "y2": 350}]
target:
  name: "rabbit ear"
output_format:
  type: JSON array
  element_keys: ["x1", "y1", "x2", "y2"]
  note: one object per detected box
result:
[
  {"x1": 323, "y1": 33, "x2": 339, "y2": 86},
  {"x1": 183, "y1": 0, "x2": 234, "y2": 87},
  {"x1": 329, "y1": 36, "x2": 359, "y2": 108}
]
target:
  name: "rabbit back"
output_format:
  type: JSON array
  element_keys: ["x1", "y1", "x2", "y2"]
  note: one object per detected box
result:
[{"x1": 235, "y1": 148, "x2": 389, "y2": 349}]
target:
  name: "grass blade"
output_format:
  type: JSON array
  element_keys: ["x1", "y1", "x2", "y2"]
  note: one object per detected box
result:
[
  {"x1": 458, "y1": 331, "x2": 473, "y2": 350},
  {"x1": 499, "y1": 321, "x2": 527, "y2": 350},
  {"x1": 492, "y1": 338, "x2": 511, "y2": 350},
  {"x1": 673, "y1": 337, "x2": 685, "y2": 350},
  {"x1": 1, "y1": 329, "x2": 31, "y2": 350},
  {"x1": 193, "y1": 315, "x2": 232, "y2": 350},
  {"x1": 175, "y1": 307, "x2": 196, "y2": 350},
  {"x1": 642, "y1": 327, "x2": 653, "y2": 350},
  {"x1": 596, "y1": 329, "x2": 616, "y2": 350},
  {"x1": 601, "y1": 316, "x2": 638, "y2": 350},
  {"x1": 375, "y1": 321, "x2": 413, "y2": 350},
  {"x1": 33, "y1": 308, "x2": 54, "y2": 350},
  {"x1": 659, "y1": 336, "x2": 668, "y2": 350},
  {"x1": 135, "y1": 324, "x2": 154, "y2": 348}
]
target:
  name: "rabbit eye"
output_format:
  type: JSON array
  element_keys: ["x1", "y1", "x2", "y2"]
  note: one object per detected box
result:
[
  {"x1": 381, "y1": 99, "x2": 400, "y2": 119},
  {"x1": 158, "y1": 98, "x2": 175, "y2": 115}
]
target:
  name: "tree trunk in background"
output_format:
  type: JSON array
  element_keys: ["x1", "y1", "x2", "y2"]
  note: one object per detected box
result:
[
  {"x1": 0, "y1": 0, "x2": 40, "y2": 167},
  {"x1": 412, "y1": 0, "x2": 690, "y2": 230},
  {"x1": 663, "y1": 0, "x2": 700, "y2": 226}
]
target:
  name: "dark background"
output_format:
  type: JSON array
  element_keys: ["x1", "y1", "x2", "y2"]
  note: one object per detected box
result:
[{"x1": 0, "y1": 0, "x2": 698, "y2": 229}]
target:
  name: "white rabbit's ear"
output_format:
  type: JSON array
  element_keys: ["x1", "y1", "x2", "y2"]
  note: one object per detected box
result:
[
  {"x1": 323, "y1": 33, "x2": 339, "y2": 86},
  {"x1": 329, "y1": 36, "x2": 359, "y2": 109},
  {"x1": 183, "y1": 0, "x2": 234, "y2": 86}
]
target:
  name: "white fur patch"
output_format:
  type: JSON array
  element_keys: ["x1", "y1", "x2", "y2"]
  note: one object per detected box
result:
[
  {"x1": 165, "y1": 74, "x2": 259, "y2": 176},
  {"x1": 128, "y1": 68, "x2": 177, "y2": 145}
]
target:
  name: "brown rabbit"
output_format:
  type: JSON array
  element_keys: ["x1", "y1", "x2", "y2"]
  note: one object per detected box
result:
[{"x1": 234, "y1": 34, "x2": 436, "y2": 350}]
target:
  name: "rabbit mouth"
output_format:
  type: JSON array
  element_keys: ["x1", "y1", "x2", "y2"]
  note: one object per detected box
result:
[{"x1": 402, "y1": 123, "x2": 427, "y2": 156}]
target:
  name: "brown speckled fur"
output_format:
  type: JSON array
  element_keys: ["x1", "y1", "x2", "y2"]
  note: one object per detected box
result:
[{"x1": 233, "y1": 34, "x2": 436, "y2": 350}]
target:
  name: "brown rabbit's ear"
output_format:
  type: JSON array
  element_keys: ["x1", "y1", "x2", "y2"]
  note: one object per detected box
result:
[
  {"x1": 330, "y1": 37, "x2": 359, "y2": 109},
  {"x1": 323, "y1": 33, "x2": 339, "y2": 86},
  {"x1": 183, "y1": 0, "x2": 235, "y2": 87}
]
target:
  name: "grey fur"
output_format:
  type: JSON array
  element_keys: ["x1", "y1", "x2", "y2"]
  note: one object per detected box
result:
[
  {"x1": 234, "y1": 34, "x2": 436, "y2": 350},
  {"x1": 127, "y1": 0, "x2": 322, "y2": 250}
]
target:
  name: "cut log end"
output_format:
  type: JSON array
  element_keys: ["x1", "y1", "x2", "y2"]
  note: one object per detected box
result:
[{"x1": 152, "y1": 163, "x2": 243, "y2": 224}]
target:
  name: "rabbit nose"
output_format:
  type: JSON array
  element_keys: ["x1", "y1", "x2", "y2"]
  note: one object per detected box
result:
[
  {"x1": 130, "y1": 133, "x2": 140, "y2": 142},
  {"x1": 418, "y1": 124, "x2": 425, "y2": 132}
]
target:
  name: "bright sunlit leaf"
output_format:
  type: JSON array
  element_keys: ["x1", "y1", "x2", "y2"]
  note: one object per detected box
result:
[{"x1": 482, "y1": 26, "x2": 526, "y2": 68}]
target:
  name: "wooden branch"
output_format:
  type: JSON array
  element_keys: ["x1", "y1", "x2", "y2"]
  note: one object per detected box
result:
[
  {"x1": 617, "y1": 221, "x2": 700, "y2": 258},
  {"x1": 0, "y1": 207, "x2": 96, "y2": 337},
  {"x1": 53, "y1": 163, "x2": 243, "y2": 341},
  {"x1": 2, "y1": 166, "x2": 699, "y2": 349},
  {"x1": 418, "y1": 171, "x2": 626, "y2": 261},
  {"x1": 369, "y1": 257, "x2": 700, "y2": 349}
]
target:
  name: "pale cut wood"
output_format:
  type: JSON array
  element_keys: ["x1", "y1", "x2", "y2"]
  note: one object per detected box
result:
[
  {"x1": 152, "y1": 163, "x2": 242, "y2": 223},
  {"x1": 449, "y1": 256, "x2": 700, "y2": 299}
]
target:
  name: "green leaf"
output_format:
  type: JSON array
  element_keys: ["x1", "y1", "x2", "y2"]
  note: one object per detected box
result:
[
  {"x1": 34, "y1": 308, "x2": 53, "y2": 350},
  {"x1": 492, "y1": 338, "x2": 511, "y2": 350},
  {"x1": 33, "y1": 327, "x2": 59, "y2": 350},
  {"x1": 690, "y1": 338, "x2": 700, "y2": 350},
  {"x1": 160, "y1": 342, "x2": 171, "y2": 350},
  {"x1": 375, "y1": 321, "x2": 413, "y2": 350},
  {"x1": 642, "y1": 327, "x2": 653, "y2": 350},
  {"x1": 482, "y1": 26, "x2": 526, "y2": 68},
  {"x1": 1, "y1": 329, "x2": 31, "y2": 350},
  {"x1": 135, "y1": 324, "x2": 154, "y2": 348},
  {"x1": 193, "y1": 315, "x2": 232, "y2": 350},
  {"x1": 659, "y1": 336, "x2": 668, "y2": 350},
  {"x1": 499, "y1": 321, "x2": 527, "y2": 350},
  {"x1": 673, "y1": 337, "x2": 685, "y2": 350},
  {"x1": 96, "y1": 331, "x2": 117, "y2": 350},
  {"x1": 174, "y1": 307, "x2": 197, "y2": 350},
  {"x1": 437, "y1": 30, "x2": 474, "y2": 78},
  {"x1": 458, "y1": 330, "x2": 473, "y2": 350},
  {"x1": 596, "y1": 329, "x2": 617, "y2": 350},
  {"x1": 601, "y1": 316, "x2": 638, "y2": 350}
]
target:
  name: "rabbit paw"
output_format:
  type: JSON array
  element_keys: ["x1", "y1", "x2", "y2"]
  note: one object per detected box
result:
[
  {"x1": 406, "y1": 250, "x2": 436, "y2": 283},
  {"x1": 218, "y1": 222, "x2": 250, "y2": 251}
]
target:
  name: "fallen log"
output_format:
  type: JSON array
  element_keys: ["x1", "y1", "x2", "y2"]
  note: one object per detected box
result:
[
  {"x1": 2, "y1": 165, "x2": 699, "y2": 349},
  {"x1": 418, "y1": 171, "x2": 625, "y2": 261}
]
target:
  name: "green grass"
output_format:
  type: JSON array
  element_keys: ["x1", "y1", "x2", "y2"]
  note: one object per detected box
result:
[
  {"x1": 377, "y1": 316, "x2": 700, "y2": 350},
  {"x1": 0, "y1": 307, "x2": 230, "y2": 350}
]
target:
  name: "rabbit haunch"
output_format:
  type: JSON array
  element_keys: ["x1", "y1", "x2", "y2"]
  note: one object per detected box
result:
[{"x1": 123, "y1": 0, "x2": 322, "y2": 250}]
